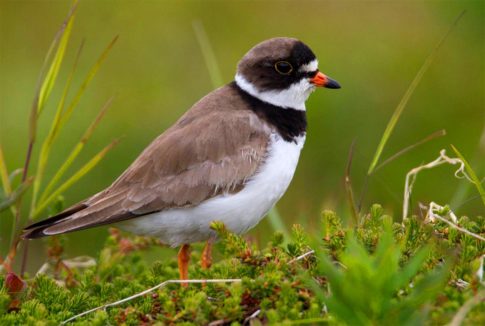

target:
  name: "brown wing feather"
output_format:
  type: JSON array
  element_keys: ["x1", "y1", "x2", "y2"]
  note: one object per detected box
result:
[{"x1": 24, "y1": 85, "x2": 271, "y2": 238}]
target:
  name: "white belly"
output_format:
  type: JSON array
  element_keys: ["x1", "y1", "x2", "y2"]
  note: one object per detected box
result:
[{"x1": 118, "y1": 133, "x2": 305, "y2": 247}]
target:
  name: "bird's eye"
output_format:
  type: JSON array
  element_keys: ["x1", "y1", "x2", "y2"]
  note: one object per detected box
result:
[{"x1": 274, "y1": 61, "x2": 293, "y2": 75}]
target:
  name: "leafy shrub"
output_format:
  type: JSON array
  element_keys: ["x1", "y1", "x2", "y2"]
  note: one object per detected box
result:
[{"x1": 0, "y1": 206, "x2": 483, "y2": 325}]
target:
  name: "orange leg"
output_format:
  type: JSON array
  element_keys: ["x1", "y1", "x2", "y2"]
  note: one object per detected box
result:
[
  {"x1": 201, "y1": 240, "x2": 213, "y2": 269},
  {"x1": 178, "y1": 244, "x2": 191, "y2": 286}
]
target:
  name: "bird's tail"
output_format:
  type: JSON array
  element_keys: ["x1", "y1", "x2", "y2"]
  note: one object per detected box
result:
[{"x1": 22, "y1": 203, "x2": 88, "y2": 239}]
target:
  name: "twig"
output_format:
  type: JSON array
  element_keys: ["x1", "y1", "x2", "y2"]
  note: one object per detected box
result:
[
  {"x1": 433, "y1": 214, "x2": 485, "y2": 242},
  {"x1": 403, "y1": 149, "x2": 472, "y2": 220},
  {"x1": 244, "y1": 309, "x2": 261, "y2": 324},
  {"x1": 288, "y1": 250, "x2": 315, "y2": 264},
  {"x1": 61, "y1": 278, "x2": 242, "y2": 324},
  {"x1": 424, "y1": 202, "x2": 485, "y2": 242},
  {"x1": 426, "y1": 202, "x2": 458, "y2": 223}
]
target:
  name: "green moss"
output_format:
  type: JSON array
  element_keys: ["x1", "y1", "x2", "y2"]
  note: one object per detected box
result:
[{"x1": 1, "y1": 207, "x2": 483, "y2": 324}]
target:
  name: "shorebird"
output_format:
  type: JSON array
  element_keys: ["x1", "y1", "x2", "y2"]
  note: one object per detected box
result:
[{"x1": 23, "y1": 37, "x2": 340, "y2": 281}]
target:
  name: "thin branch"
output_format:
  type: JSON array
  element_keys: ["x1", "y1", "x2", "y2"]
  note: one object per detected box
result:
[
  {"x1": 244, "y1": 309, "x2": 261, "y2": 324},
  {"x1": 426, "y1": 203, "x2": 485, "y2": 242},
  {"x1": 288, "y1": 250, "x2": 315, "y2": 264},
  {"x1": 425, "y1": 201, "x2": 458, "y2": 223},
  {"x1": 61, "y1": 278, "x2": 242, "y2": 324}
]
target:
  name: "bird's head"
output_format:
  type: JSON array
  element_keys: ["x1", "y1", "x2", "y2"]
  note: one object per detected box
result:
[{"x1": 235, "y1": 37, "x2": 340, "y2": 111}]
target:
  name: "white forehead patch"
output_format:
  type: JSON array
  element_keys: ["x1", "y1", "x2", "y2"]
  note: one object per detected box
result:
[{"x1": 299, "y1": 59, "x2": 319, "y2": 73}]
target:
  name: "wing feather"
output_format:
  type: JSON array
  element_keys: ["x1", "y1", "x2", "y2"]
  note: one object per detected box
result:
[{"x1": 23, "y1": 85, "x2": 271, "y2": 238}]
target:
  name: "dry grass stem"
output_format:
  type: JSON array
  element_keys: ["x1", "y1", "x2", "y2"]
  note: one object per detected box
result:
[
  {"x1": 288, "y1": 250, "x2": 315, "y2": 264},
  {"x1": 422, "y1": 202, "x2": 484, "y2": 242},
  {"x1": 403, "y1": 149, "x2": 472, "y2": 220}
]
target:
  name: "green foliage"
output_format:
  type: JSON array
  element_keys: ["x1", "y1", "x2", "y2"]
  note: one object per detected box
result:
[
  {"x1": 0, "y1": 208, "x2": 483, "y2": 324},
  {"x1": 0, "y1": 0, "x2": 117, "y2": 260},
  {"x1": 312, "y1": 226, "x2": 448, "y2": 325}
]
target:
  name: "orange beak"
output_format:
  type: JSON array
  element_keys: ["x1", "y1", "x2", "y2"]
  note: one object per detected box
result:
[{"x1": 310, "y1": 71, "x2": 341, "y2": 89}]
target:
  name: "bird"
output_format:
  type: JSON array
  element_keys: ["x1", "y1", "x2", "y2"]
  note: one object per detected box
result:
[{"x1": 23, "y1": 37, "x2": 340, "y2": 281}]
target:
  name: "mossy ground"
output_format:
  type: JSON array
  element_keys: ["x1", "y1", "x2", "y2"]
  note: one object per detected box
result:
[{"x1": 1, "y1": 205, "x2": 484, "y2": 325}]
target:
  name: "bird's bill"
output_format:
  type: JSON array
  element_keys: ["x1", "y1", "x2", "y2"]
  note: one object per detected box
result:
[{"x1": 310, "y1": 71, "x2": 341, "y2": 89}]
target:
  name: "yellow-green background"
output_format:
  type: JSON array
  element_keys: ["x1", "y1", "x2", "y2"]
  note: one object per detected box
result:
[{"x1": 0, "y1": 1, "x2": 483, "y2": 271}]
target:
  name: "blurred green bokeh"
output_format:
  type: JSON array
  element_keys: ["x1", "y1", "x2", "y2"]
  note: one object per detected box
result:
[{"x1": 0, "y1": 1, "x2": 483, "y2": 269}]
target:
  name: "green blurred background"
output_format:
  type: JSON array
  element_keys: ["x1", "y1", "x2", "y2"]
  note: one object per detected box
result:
[{"x1": 0, "y1": 1, "x2": 483, "y2": 271}]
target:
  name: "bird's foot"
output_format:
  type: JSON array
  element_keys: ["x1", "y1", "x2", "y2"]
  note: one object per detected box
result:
[
  {"x1": 178, "y1": 244, "x2": 191, "y2": 287},
  {"x1": 201, "y1": 240, "x2": 213, "y2": 269}
]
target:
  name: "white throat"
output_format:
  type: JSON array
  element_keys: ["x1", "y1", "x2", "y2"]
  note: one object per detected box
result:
[{"x1": 235, "y1": 73, "x2": 315, "y2": 111}]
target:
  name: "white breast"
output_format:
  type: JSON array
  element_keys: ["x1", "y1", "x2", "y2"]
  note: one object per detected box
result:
[{"x1": 118, "y1": 133, "x2": 305, "y2": 247}]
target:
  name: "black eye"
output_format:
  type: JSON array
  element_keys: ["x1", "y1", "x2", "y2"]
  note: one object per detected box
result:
[{"x1": 274, "y1": 61, "x2": 293, "y2": 75}]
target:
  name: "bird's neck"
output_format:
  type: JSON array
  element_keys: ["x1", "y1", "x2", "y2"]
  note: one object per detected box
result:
[
  {"x1": 231, "y1": 81, "x2": 307, "y2": 143},
  {"x1": 234, "y1": 73, "x2": 310, "y2": 111}
]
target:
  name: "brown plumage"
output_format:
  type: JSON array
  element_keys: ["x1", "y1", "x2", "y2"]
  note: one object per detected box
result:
[
  {"x1": 23, "y1": 37, "x2": 341, "y2": 283},
  {"x1": 24, "y1": 84, "x2": 271, "y2": 238}
]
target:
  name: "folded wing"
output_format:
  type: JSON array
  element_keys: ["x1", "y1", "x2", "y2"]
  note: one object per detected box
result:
[{"x1": 24, "y1": 87, "x2": 270, "y2": 238}]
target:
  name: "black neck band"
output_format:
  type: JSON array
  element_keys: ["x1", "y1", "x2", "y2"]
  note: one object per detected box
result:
[{"x1": 231, "y1": 82, "x2": 307, "y2": 143}]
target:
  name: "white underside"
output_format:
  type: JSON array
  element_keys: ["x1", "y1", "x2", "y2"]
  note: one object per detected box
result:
[{"x1": 118, "y1": 133, "x2": 305, "y2": 247}]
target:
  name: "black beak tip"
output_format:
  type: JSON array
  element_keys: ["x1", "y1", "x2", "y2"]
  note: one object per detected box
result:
[{"x1": 325, "y1": 78, "x2": 341, "y2": 89}]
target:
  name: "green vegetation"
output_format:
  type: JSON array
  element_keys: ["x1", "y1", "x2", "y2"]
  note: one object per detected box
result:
[
  {"x1": 1, "y1": 1, "x2": 484, "y2": 325},
  {"x1": 0, "y1": 1, "x2": 117, "y2": 273},
  {"x1": 0, "y1": 206, "x2": 483, "y2": 324}
]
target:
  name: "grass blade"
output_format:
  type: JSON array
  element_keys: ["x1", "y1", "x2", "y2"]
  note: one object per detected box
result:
[
  {"x1": 0, "y1": 144, "x2": 18, "y2": 217},
  {"x1": 367, "y1": 11, "x2": 465, "y2": 175},
  {"x1": 31, "y1": 33, "x2": 117, "y2": 216},
  {"x1": 0, "y1": 144, "x2": 12, "y2": 195},
  {"x1": 58, "y1": 35, "x2": 118, "y2": 127},
  {"x1": 192, "y1": 20, "x2": 224, "y2": 88},
  {"x1": 451, "y1": 145, "x2": 485, "y2": 206},
  {"x1": 39, "y1": 97, "x2": 114, "y2": 203},
  {"x1": 344, "y1": 140, "x2": 358, "y2": 226},
  {"x1": 33, "y1": 139, "x2": 120, "y2": 218},
  {"x1": 31, "y1": 40, "x2": 85, "y2": 215},
  {"x1": 37, "y1": 5, "x2": 77, "y2": 115},
  {"x1": 374, "y1": 129, "x2": 447, "y2": 172},
  {"x1": 22, "y1": 1, "x2": 79, "y2": 187}
]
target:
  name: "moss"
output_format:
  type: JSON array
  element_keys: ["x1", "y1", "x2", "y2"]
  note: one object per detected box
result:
[{"x1": 1, "y1": 207, "x2": 483, "y2": 324}]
